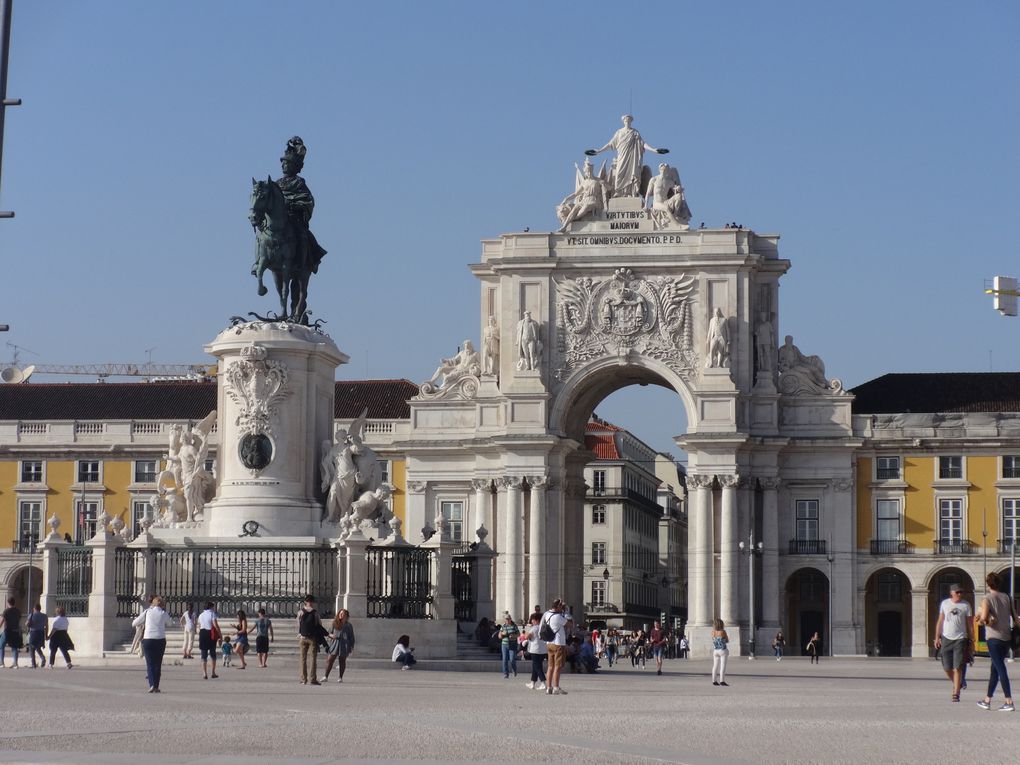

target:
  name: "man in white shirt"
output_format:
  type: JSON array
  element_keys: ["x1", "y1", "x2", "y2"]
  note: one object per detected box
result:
[
  {"x1": 934, "y1": 584, "x2": 973, "y2": 701},
  {"x1": 542, "y1": 599, "x2": 569, "y2": 696}
]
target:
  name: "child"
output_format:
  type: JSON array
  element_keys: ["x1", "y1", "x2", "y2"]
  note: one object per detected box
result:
[{"x1": 221, "y1": 636, "x2": 233, "y2": 667}]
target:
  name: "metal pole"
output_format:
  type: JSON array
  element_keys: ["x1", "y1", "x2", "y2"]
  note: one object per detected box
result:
[
  {"x1": 0, "y1": 0, "x2": 20, "y2": 217},
  {"x1": 827, "y1": 536, "x2": 834, "y2": 657},
  {"x1": 1010, "y1": 539, "x2": 1016, "y2": 662},
  {"x1": 749, "y1": 527, "x2": 756, "y2": 660},
  {"x1": 25, "y1": 533, "x2": 33, "y2": 611}
]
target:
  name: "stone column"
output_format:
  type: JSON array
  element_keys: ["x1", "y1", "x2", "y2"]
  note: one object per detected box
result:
[
  {"x1": 339, "y1": 531, "x2": 370, "y2": 619},
  {"x1": 502, "y1": 476, "x2": 524, "y2": 620},
  {"x1": 910, "y1": 588, "x2": 930, "y2": 658},
  {"x1": 423, "y1": 514, "x2": 457, "y2": 622},
  {"x1": 405, "y1": 481, "x2": 428, "y2": 544},
  {"x1": 759, "y1": 477, "x2": 780, "y2": 629},
  {"x1": 687, "y1": 475, "x2": 714, "y2": 627},
  {"x1": 527, "y1": 475, "x2": 549, "y2": 614},
  {"x1": 38, "y1": 523, "x2": 69, "y2": 616},
  {"x1": 472, "y1": 528, "x2": 496, "y2": 623},
  {"x1": 471, "y1": 479, "x2": 493, "y2": 543},
  {"x1": 85, "y1": 528, "x2": 126, "y2": 653},
  {"x1": 719, "y1": 475, "x2": 739, "y2": 627}
]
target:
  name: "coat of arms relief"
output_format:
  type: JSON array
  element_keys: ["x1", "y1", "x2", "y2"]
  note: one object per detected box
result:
[{"x1": 554, "y1": 268, "x2": 698, "y2": 382}]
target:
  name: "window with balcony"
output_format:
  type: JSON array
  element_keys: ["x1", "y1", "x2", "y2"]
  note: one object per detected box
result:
[
  {"x1": 876, "y1": 499, "x2": 900, "y2": 540},
  {"x1": 876, "y1": 456, "x2": 901, "y2": 480},
  {"x1": 134, "y1": 460, "x2": 158, "y2": 484},
  {"x1": 1002, "y1": 498, "x2": 1020, "y2": 553},
  {"x1": 936, "y1": 498, "x2": 972, "y2": 553},
  {"x1": 938, "y1": 456, "x2": 963, "y2": 480},
  {"x1": 74, "y1": 500, "x2": 99, "y2": 543},
  {"x1": 592, "y1": 470, "x2": 606, "y2": 496},
  {"x1": 20, "y1": 460, "x2": 43, "y2": 483},
  {"x1": 77, "y1": 460, "x2": 100, "y2": 483},
  {"x1": 592, "y1": 579, "x2": 607, "y2": 606},
  {"x1": 17, "y1": 501, "x2": 42, "y2": 551},
  {"x1": 1004, "y1": 456, "x2": 1020, "y2": 479},
  {"x1": 132, "y1": 500, "x2": 149, "y2": 537},
  {"x1": 440, "y1": 500, "x2": 463, "y2": 542},
  {"x1": 795, "y1": 500, "x2": 819, "y2": 540},
  {"x1": 592, "y1": 542, "x2": 606, "y2": 565},
  {"x1": 592, "y1": 505, "x2": 606, "y2": 524}
]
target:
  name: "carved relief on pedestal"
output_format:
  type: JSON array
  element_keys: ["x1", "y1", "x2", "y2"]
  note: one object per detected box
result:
[
  {"x1": 555, "y1": 267, "x2": 697, "y2": 381},
  {"x1": 224, "y1": 342, "x2": 289, "y2": 475}
]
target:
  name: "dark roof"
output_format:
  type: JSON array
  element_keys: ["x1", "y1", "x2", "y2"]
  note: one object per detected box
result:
[
  {"x1": 0, "y1": 379, "x2": 418, "y2": 421},
  {"x1": 850, "y1": 373, "x2": 1020, "y2": 414}
]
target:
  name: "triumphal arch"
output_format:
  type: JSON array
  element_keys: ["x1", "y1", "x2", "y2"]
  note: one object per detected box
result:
[{"x1": 402, "y1": 116, "x2": 860, "y2": 654}]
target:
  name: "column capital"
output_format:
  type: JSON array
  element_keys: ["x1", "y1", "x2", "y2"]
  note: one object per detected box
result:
[
  {"x1": 527, "y1": 475, "x2": 552, "y2": 490},
  {"x1": 718, "y1": 474, "x2": 740, "y2": 489},
  {"x1": 687, "y1": 474, "x2": 714, "y2": 490},
  {"x1": 830, "y1": 477, "x2": 852, "y2": 492},
  {"x1": 407, "y1": 480, "x2": 428, "y2": 494},
  {"x1": 759, "y1": 476, "x2": 781, "y2": 491},
  {"x1": 497, "y1": 475, "x2": 524, "y2": 491},
  {"x1": 470, "y1": 478, "x2": 492, "y2": 492}
]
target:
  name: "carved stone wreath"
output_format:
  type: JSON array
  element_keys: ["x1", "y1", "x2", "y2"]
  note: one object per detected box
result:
[
  {"x1": 554, "y1": 268, "x2": 698, "y2": 381},
  {"x1": 224, "y1": 342, "x2": 291, "y2": 442}
]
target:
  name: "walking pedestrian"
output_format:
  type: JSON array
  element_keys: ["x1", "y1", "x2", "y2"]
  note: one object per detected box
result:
[
  {"x1": 0, "y1": 597, "x2": 23, "y2": 668},
  {"x1": 631, "y1": 630, "x2": 647, "y2": 668},
  {"x1": 606, "y1": 629, "x2": 618, "y2": 667},
  {"x1": 711, "y1": 618, "x2": 729, "y2": 686},
  {"x1": 26, "y1": 604, "x2": 47, "y2": 668},
  {"x1": 975, "y1": 571, "x2": 1019, "y2": 712},
  {"x1": 772, "y1": 631, "x2": 786, "y2": 661},
  {"x1": 254, "y1": 608, "x2": 274, "y2": 668},
  {"x1": 392, "y1": 634, "x2": 416, "y2": 669},
  {"x1": 132, "y1": 595, "x2": 171, "y2": 693},
  {"x1": 196, "y1": 601, "x2": 220, "y2": 680},
  {"x1": 297, "y1": 594, "x2": 323, "y2": 685},
  {"x1": 649, "y1": 620, "x2": 667, "y2": 675},
  {"x1": 179, "y1": 607, "x2": 196, "y2": 659},
  {"x1": 806, "y1": 631, "x2": 822, "y2": 664},
  {"x1": 321, "y1": 608, "x2": 355, "y2": 683},
  {"x1": 523, "y1": 612, "x2": 547, "y2": 690},
  {"x1": 499, "y1": 613, "x2": 520, "y2": 678},
  {"x1": 541, "y1": 599, "x2": 569, "y2": 695},
  {"x1": 233, "y1": 610, "x2": 250, "y2": 669},
  {"x1": 934, "y1": 583, "x2": 973, "y2": 702},
  {"x1": 46, "y1": 607, "x2": 74, "y2": 669},
  {"x1": 679, "y1": 634, "x2": 689, "y2": 659}
]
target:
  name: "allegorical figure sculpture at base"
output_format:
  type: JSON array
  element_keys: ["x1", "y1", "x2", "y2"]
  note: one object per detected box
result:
[
  {"x1": 777, "y1": 335, "x2": 846, "y2": 395},
  {"x1": 249, "y1": 136, "x2": 327, "y2": 324},
  {"x1": 586, "y1": 114, "x2": 668, "y2": 197},
  {"x1": 557, "y1": 159, "x2": 609, "y2": 231},
  {"x1": 418, "y1": 340, "x2": 482, "y2": 399},
  {"x1": 645, "y1": 163, "x2": 692, "y2": 230},
  {"x1": 320, "y1": 409, "x2": 393, "y2": 534},
  {"x1": 152, "y1": 411, "x2": 217, "y2": 525}
]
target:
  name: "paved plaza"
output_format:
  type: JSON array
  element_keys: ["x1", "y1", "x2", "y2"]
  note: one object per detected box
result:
[{"x1": 0, "y1": 656, "x2": 1015, "y2": 765}]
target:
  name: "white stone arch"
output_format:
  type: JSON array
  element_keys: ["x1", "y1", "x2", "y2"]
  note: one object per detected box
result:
[
  {"x1": 920, "y1": 563, "x2": 978, "y2": 592},
  {"x1": 860, "y1": 562, "x2": 919, "y2": 592},
  {"x1": 549, "y1": 354, "x2": 697, "y2": 442}
]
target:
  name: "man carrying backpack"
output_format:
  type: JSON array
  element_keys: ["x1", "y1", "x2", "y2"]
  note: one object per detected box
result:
[
  {"x1": 540, "y1": 599, "x2": 569, "y2": 695},
  {"x1": 297, "y1": 595, "x2": 324, "y2": 686}
]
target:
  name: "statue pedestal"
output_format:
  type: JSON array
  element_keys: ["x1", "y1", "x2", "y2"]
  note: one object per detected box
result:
[{"x1": 204, "y1": 322, "x2": 348, "y2": 538}]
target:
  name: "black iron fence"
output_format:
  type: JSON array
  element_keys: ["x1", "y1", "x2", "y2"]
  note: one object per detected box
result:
[
  {"x1": 149, "y1": 546, "x2": 338, "y2": 619},
  {"x1": 788, "y1": 539, "x2": 827, "y2": 555},
  {"x1": 934, "y1": 540, "x2": 977, "y2": 555},
  {"x1": 452, "y1": 556, "x2": 475, "y2": 622},
  {"x1": 366, "y1": 546, "x2": 433, "y2": 619},
  {"x1": 55, "y1": 547, "x2": 92, "y2": 616},
  {"x1": 115, "y1": 548, "x2": 147, "y2": 617},
  {"x1": 870, "y1": 539, "x2": 914, "y2": 555}
]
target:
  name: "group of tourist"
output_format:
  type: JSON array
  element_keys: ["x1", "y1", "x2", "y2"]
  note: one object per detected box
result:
[{"x1": 0, "y1": 597, "x2": 74, "y2": 669}]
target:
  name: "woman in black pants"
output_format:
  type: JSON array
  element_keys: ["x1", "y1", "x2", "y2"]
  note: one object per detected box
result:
[
  {"x1": 131, "y1": 595, "x2": 170, "y2": 692},
  {"x1": 524, "y1": 613, "x2": 547, "y2": 690}
]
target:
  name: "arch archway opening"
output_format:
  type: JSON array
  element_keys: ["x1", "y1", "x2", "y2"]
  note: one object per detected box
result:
[
  {"x1": 864, "y1": 567, "x2": 912, "y2": 657},
  {"x1": 6, "y1": 564, "x2": 44, "y2": 614},
  {"x1": 925, "y1": 567, "x2": 976, "y2": 659},
  {"x1": 785, "y1": 567, "x2": 829, "y2": 656}
]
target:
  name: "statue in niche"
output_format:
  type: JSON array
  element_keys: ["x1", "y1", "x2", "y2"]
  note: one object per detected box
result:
[
  {"x1": 755, "y1": 311, "x2": 776, "y2": 373},
  {"x1": 516, "y1": 311, "x2": 542, "y2": 371},
  {"x1": 482, "y1": 316, "x2": 499, "y2": 376},
  {"x1": 586, "y1": 114, "x2": 669, "y2": 198},
  {"x1": 556, "y1": 159, "x2": 609, "y2": 231},
  {"x1": 705, "y1": 308, "x2": 731, "y2": 368},
  {"x1": 644, "y1": 163, "x2": 691, "y2": 230},
  {"x1": 425, "y1": 341, "x2": 481, "y2": 391},
  {"x1": 319, "y1": 409, "x2": 392, "y2": 530},
  {"x1": 778, "y1": 335, "x2": 829, "y2": 389}
]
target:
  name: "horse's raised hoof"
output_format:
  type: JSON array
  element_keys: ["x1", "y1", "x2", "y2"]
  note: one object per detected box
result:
[{"x1": 257, "y1": 285, "x2": 268, "y2": 296}]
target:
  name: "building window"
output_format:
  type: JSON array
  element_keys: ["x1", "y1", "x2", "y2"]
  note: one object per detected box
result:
[
  {"x1": 1003, "y1": 499, "x2": 1020, "y2": 545},
  {"x1": 204, "y1": 458, "x2": 215, "y2": 476},
  {"x1": 1003, "y1": 457, "x2": 1020, "y2": 479},
  {"x1": 938, "y1": 456, "x2": 963, "y2": 480},
  {"x1": 592, "y1": 579, "x2": 607, "y2": 607},
  {"x1": 939, "y1": 499, "x2": 963, "y2": 543},
  {"x1": 18, "y1": 501, "x2": 42, "y2": 549},
  {"x1": 876, "y1": 456, "x2": 900, "y2": 480},
  {"x1": 379, "y1": 460, "x2": 391, "y2": 485},
  {"x1": 795, "y1": 500, "x2": 819, "y2": 541},
  {"x1": 593, "y1": 470, "x2": 606, "y2": 496},
  {"x1": 877, "y1": 572, "x2": 902, "y2": 603},
  {"x1": 77, "y1": 460, "x2": 100, "y2": 483},
  {"x1": 20, "y1": 460, "x2": 43, "y2": 483},
  {"x1": 134, "y1": 460, "x2": 158, "y2": 484},
  {"x1": 592, "y1": 542, "x2": 606, "y2": 565},
  {"x1": 876, "y1": 499, "x2": 901, "y2": 540},
  {"x1": 131, "y1": 500, "x2": 149, "y2": 537},
  {"x1": 592, "y1": 505, "x2": 606, "y2": 524},
  {"x1": 440, "y1": 500, "x2": 463, "y2": 543},
  {"x1": 75, "y1": 500, "x2": 99, "y2": 543}
]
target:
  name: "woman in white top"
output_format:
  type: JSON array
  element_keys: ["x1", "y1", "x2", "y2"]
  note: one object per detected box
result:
[
  {"x1": 47, "y1": 607, "x2": 74, "y2": 669},
  {"x1": 131, "y1": 595, "x2": 171, "y2": 693},
  {"x1": 392, "y1": 634, "x2": 416, "y2": 669},
  {"x1": 525, "y1": 612, "x2": 547, "y2": 691}
]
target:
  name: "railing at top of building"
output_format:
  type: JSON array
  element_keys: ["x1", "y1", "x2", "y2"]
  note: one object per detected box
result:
[
  {"x1": 363, "y1": 421, "x2": 394, "y2": 435},
  {"x1": 788, "y1": 539, "x2": 827, "y2": 555},
  {"x1": 74, "y1": 422, "x2": 105, "y2": 435},
  {"x1": 55, "y1": 547, "x2": 93, "y2": 616},
  {"x1": 366, "y1": 546, "x2": 433, "y2": 619},
  {"x1": 934, "y1": 540, "x2": 978, "y2": 555},
  {"x1": 17, "y1": 422, "x2": 48, "y2": 435},
  {"x1": 131, "y1": 422, "x2": 163, "y2": 435},
  {"x1": 869, "y1": 539, "x2": 914, "y2": 555}
]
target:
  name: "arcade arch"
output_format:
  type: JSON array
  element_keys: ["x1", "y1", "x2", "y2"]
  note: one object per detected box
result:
[
  {"x1": 4, "y1": 563, "x2": 44, "y2": 613},
  {"x1": 864, "y1": 567, "x2": 912, "y2": 657},
  {"x1": 785, "y1": 567, "x2": 829, "y2": 656},
  {"x1": 925, "y1": 567, "x2": 975, "y2": 658}
]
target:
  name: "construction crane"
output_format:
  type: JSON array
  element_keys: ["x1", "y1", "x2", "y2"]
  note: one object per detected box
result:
[
  {"x1": 985, "y1": 276, "x2": 1019, "y2": 317},
  {"x1": 0, "y1": 361, "x2": 215, "y2": 383}
]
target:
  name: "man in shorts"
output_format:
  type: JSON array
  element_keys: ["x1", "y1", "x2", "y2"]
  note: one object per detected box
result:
[
  {"x1": 934, "y1": 584, "x2": 973, "y2": 702},
  {"x1": 649, "y1": 620, "x2": 666, "y2": 675},
  {"x1": 542, "y1": 599, "x2": 569, "y2": 695}
]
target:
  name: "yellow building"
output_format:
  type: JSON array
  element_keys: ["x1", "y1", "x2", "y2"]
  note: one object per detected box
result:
[
  {"x1": 853, "y1": 373, "x2": 1020, "y2": 657},
  {"x1": 0, "y1": 379, "x2": 415, "y2": 611}
]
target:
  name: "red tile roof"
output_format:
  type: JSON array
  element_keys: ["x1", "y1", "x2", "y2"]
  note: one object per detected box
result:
[
  {"x1": 585, "y1": 433, "x2": 621, "y2": 460},
  {"x1": 0, "y1": 379, "x2": 418, "y2": 421}
]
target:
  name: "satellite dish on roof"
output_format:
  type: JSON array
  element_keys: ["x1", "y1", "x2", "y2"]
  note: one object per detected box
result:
[{"x1": 0, "y1": 364, "x2": 35, "y2": 383}]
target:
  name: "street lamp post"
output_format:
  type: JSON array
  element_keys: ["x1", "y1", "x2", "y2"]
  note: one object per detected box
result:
[
  {"x1": 738, "y1": 530, "x2": 763, "y2": 659},
  {"x1": 826, "y1": 538, "x2": 834, "y2": 657},
  {"x1": 22, "y1": 531, "x2": 35, "y2": 612}
]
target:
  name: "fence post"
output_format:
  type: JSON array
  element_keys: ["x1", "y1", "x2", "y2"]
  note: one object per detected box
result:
[
  {"x1": 38, "y1": 519, "x2": 69, "y2": 615},
  {"x1": 339, "y1": 531, "x2": 370, "y2": 620},
  {"x1": 423, "y1": 529, "x2": 457, "y2": 622},
  {"x1": 126, "y1": 531, "x2": 155, "y2": 613},
  {"x1": 471, "y1": 530, "x2": 497, "y2": 623},
  {"x1": 86, "y1": 526, "x2": 126, "y2": 653}
]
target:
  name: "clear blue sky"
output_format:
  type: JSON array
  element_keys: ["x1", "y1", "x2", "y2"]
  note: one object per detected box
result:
[{"x1": 2, "y1": 1, "x2": 1018, "y2": 457}]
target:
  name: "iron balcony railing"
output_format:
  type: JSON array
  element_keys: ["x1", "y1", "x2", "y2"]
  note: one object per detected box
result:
[
  {"x1": 998, "y1": 539, "x2": 1017, "y2": 554},
  {"x1": 788, "y1": 539, "x2": 827, "y2": 555},
  {"x1": 934, "y1": 540, "x2": 977, "y2": 555},
  {"x1": 870, "y1": 539, "x2": 914, "y2": 555},
  {"x1": 11, "y1": 538, "x2": 38, "y2": 553}
]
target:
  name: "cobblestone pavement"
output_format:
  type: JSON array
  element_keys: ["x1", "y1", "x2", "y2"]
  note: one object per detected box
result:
[{"x1": 0, "y1": 656, "x2": 1015, "y2": 764}]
